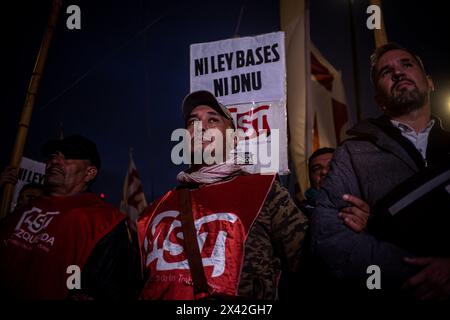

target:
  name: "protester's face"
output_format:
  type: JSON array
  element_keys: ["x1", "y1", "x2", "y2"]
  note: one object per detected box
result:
[
  {"x1": 16, "y1": 188, "x2": 43, "y2": 209},
  {"x1": 186, "y1": 105, "x2": 233, "y2": 164},
  {"x1": 374, "y1": 49, "x2": 433, "y2": 117},
  {"x1": 45, "y1": 151, "x2": 97, "y2": 196},
  {"x1": 309, "y1": 153, "x2": 333, "y2": 190}
]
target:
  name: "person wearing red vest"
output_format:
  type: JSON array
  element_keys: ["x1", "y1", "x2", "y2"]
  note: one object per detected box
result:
[
  {"x1": 138, "y1": 90, "x2": 308, "y2": 300},
  {"x1": 0, "y1": 135, "x2": 141, "y2": 300}
]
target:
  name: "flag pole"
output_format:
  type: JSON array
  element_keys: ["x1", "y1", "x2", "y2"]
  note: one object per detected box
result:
[
  {"x1": 122, "y1": 147, "x2": 132, "y2": 214},
  {"x1": 59, "y1": 122, "x2": 64, "y2": 140},
  {"x1": 370, "y1": 0, "x2": 388, "y2": 47},
  {"x1": 0, "y1": 0, "x2": 62, "y2": 219},
  {"x1": 348, "y1": 0, "x2": 363, "y2": 122}
]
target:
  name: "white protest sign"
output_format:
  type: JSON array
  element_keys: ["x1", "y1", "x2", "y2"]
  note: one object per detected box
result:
[
  {"x1": 11, "y1": 157, "x2": 46, "y2": 211},
  {"x1": 190, "y1": 31, "x2": 285, "y2": 105},
  {"x1": 190, "y1": 32, "x2": 288, "y2": 174}
]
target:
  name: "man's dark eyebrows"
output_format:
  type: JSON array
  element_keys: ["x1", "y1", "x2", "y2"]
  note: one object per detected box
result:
[
  {"x1": 378, "y1": 65, "x2": 390, "y2": 76},
  {"x1": 187, "y1": 115, "x2": 199, "y2": 123},
  {"x1": 400, "y1": 58, "x2": 414, "y2": 64},
  {"x1": 188, "y1": 110, "x2": 220, "y2": 119},
  {"x1": 378, "y1": 57, "x2": 416, "y2": 77}
]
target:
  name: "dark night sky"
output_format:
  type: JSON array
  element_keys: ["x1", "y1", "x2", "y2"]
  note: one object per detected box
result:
[
  {"x1": 311, "y1": 0, "x2": 450, "y2": 125},
  {"x1": 2, "y1": 0, "x2": 449, "y2": 206}
]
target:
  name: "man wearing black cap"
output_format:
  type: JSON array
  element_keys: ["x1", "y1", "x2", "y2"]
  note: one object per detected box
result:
[
  {"x1": 0, "y1": 135, "x2": 141, "y2": 300},
  {"x1": 42, "y1": 135, "x2": 102, "y2": 195},
  {"x1": 138, "y1": 91, "x2": 308, "y2": 300}
]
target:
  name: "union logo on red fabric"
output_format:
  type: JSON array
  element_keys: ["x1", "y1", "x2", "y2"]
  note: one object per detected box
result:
[
  {"x1": 144, "y1": 210, "x2": 245, "y2": 278},
  {"x1": 15, "y1": 207, "x2": 60, "y2": 234}
]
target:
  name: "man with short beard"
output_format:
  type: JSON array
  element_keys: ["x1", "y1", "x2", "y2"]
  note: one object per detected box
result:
[{"x1": 311, "y1": 43, "x2": 450, "y2": 301}]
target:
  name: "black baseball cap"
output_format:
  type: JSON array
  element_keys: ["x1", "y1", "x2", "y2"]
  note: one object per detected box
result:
[
  {"x1": 182, "y1": 90, "x2": 235, "y2": 128},
  {"x1": 42, "y1": 135, "x2": 101, "y2": 170}
]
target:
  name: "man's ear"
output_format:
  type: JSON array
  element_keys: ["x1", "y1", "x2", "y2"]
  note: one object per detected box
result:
[
  {"x1": 426, "y1": 75, "x2": 434, "y2": 92},
  {"x1": 374, "y1": 94, "x2": 385, "y2": 111},
  {"x1": 85, "y1": 166, "x2": 98, "y2": 183}
]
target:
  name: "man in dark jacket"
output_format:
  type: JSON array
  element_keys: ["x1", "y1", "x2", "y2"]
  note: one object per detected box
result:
[{"x1": 311, "y1": 43, "x2": 450, "y2": 301}]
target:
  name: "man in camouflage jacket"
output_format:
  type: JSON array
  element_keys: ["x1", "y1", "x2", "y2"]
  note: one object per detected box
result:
[{"x1": 138, "y1": 91, "x2": 308, "y2": 300}]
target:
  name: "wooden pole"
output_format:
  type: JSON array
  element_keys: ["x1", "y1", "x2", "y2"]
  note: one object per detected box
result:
[
  {"x1": 370, "y1": 0, "x2": 388, "y2": 47},
  {"x1": 0, "y1": 0, "x2": 62, "y2": 219}
]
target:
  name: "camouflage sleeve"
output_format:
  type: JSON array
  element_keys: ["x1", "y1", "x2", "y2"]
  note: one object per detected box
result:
[
  {"x1": 266, "y1": 180, "x2": 308, "y2": 272},
  {"x1": 238, "y1": 179, "x2": 309, "y2": 299}
]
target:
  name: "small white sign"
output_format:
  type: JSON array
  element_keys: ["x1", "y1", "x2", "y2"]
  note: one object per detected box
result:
[{"x1": 12, "y1": 157, "x2": 46, "y2": 211}]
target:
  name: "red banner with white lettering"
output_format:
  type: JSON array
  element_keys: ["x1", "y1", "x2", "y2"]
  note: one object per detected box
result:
[
  {"x1": 0, "y1": 193, "x2": 124, "y2": 299},
  {"x1": 138, "y1": 174, "x2": 275, "y2": 300}
]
